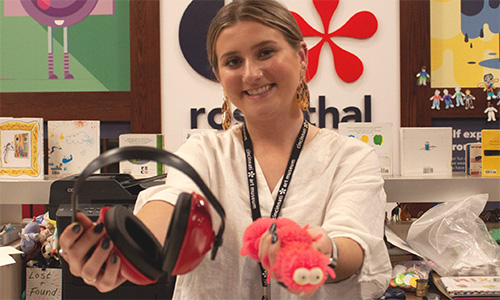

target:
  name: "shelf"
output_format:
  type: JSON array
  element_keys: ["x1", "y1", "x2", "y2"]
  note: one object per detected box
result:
[
  {"x1": 383, "y1": 174, "x2": 500, "y2": 203},
  {"x1": 1, "y1": 174, "x2": 499, "y2": 205},
  {"x1": 0, "y1": 176, "x2": 54, "y2": 205}
]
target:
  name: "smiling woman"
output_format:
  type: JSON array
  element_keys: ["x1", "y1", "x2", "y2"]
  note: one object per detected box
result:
[{"x1": 57, "y1": 1, "x2": 391, "y2": 299}]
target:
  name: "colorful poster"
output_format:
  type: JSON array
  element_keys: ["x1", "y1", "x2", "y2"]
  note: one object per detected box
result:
[
  {"x1": 430, "y1": 0, "x2": 500, "y2": 88},
  {"x1": 0, "y1": 0, "x2": 130, "y2": 92}
]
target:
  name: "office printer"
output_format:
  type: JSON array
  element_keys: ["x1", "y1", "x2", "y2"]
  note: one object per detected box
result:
[{"x1": 50, "y1": 173, "x2": 174, "y2": 300}]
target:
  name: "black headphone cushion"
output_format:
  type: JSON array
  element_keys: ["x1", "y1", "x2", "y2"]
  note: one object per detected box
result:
[
  {"x1": 162, "y1": 192, "x2": 192, "y2": 272},
  {"x1": 105, "y1": 205, "x2": 164, "y2": 280}
]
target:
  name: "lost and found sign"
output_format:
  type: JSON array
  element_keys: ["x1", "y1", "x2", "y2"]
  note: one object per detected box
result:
[{"x1": 26, "y1": 268, "x2": 62, "y2": 300}]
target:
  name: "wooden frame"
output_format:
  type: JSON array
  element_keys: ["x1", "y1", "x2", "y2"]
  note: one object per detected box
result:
[
  {"x1": 400, "y1": 0, "x2": 486, "y2": 127},
  {"x1": 0, "y1": 0, "x2": 161, "y2": 134}
]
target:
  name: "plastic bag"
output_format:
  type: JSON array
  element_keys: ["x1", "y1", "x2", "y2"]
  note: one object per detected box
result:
[{"x1": 406, "y1": 194, "x2": 500, "y2": 276}]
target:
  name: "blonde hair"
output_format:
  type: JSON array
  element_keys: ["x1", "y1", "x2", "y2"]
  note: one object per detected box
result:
[{"x1": 207, "y1": 0, "x2": 304, "y2": 73}]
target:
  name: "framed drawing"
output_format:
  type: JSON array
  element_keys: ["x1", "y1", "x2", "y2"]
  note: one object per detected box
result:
[
  {"x1": 0, "y1": 118, "x2": 44, "y2": 179},
  {"x1": 400, "y1": 0, "x2": 500, "y2": 128}
]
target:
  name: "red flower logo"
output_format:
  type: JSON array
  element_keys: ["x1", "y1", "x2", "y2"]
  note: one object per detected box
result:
[{"x1": 291, "y1": 0, "x2": 378, "y2": 83}]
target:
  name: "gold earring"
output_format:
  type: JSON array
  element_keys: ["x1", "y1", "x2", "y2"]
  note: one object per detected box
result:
[
  {"x1": 296, "y1": 70, "x2": 310, "y2": 111},
  {"x1": 221, "y1": 94, "x2": 232, "y2": 130}
]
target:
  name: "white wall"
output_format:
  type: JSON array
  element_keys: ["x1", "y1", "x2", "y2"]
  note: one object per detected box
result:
[{"x1": 160, "y1": 0, "x2": 401, "y2": 173}]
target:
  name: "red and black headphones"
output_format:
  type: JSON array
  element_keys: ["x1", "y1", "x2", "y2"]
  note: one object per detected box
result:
[{"x1": 70, "y1": 146, "x2": 225, "y2": 285}]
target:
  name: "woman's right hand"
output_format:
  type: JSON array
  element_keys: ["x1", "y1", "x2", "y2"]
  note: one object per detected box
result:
[{"x1": 58, "y1": 212, "x2": 127, "y2": 293}]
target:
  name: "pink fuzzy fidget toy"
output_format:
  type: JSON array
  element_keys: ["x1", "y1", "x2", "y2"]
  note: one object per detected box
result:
[{"x1": 240, "y1": 217, "x2": 336, "y2": 293}]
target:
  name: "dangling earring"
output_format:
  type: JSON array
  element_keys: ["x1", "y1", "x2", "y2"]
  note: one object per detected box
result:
[
  {"x1": 221, "y1": 94, "x2": 232, "y2": 130},
  {"x1": 296, "y1": 69, "x2": 310, "y2": 111}
]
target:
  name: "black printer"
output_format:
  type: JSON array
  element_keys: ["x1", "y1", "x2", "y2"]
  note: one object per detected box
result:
[{"x1": 50, "y1": 173, "x2": 175, "y2": 300}]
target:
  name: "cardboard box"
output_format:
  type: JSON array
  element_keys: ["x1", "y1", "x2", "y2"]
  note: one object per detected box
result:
[
  {"x1": 400, "y1": 127, "x2": 453, "y2": 176},
  {"x1": 482, "y1": 129, "x2": 500, "y2": 177},
  {"x1": 0, "y1": 246, "x2": 23, "y2": 300},
  {"x1": 25, "y1": 267, "x2": 62, "y2": 300}
]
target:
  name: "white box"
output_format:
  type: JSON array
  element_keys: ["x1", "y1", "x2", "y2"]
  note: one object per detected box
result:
[
  {"x1": 48, "y1": 121, "x2": 100, "y2": 179},
  {"x1": 119, "y1": 134, "x2": 165, "y2": 178},
  {"x1": 0, "y1": 118, "x2": 44, "y2": 179},
  {"x1": 0, "y1": 246, "x2": 23, "y2": 300},
  {"x1": 339, "y1": 122, "x2": 393, "y2": 175},
  {"x1": 400, "y1": 127, "x2": 452, "y2": 176}
]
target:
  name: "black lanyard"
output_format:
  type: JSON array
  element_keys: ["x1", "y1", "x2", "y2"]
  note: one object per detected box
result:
[{"x1": 242, "y1": 120, "x2": 309, "y2": 299}]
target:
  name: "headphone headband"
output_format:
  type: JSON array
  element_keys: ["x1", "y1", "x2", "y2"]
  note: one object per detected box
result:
[{"x1": 71, "y1": 146, "x2": 225, "y2": 258}]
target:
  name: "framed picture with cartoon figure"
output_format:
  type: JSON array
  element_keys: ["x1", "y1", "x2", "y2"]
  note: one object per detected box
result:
[{"x1": 0, "y1": 0, "x2": 160, "y2": 134}]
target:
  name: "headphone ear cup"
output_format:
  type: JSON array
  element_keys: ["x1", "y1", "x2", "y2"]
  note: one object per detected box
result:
[
  {"x1": 102, "y1": 205, "x2": 164, "y2": 285},
  {"x1": 163, "y1": 192, "x2": 215, "y2": 275}
]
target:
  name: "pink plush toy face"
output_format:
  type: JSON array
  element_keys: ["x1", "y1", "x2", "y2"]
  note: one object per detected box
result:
[
  {"x1": 20, "y1": 0, "x2": 99, "y2": 27},
  {"x1": 240, "y1": 217, "x2": 336, "y2": 294},
  {"x1": 271, "y1": 242, "x2": 334, "y2": 292},
  {"x1": 291, "y1": 267, "x2": 324, "y2": 288}
]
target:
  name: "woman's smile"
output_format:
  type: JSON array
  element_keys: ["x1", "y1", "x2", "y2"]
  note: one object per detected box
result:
[{"x1": 245, "y1": 84, "x2": 275, "y2": 96}]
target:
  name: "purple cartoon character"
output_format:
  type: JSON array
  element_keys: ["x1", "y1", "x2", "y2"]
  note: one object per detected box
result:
[
  {"x1": 442, "y1": 89, "x2": 454, "y2": 109},
  {"x1": 19, "y1": 0, "x2": 99, "y2": 79}
]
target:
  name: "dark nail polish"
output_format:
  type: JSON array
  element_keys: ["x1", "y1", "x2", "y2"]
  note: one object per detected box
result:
[
  {"x1": 271, "y1": 232, "x2": 278, "y2": 244},
  {"x1": 269, "y1": 222, "x2": 277, "y2": 233},
  {"x1": 110, "y1": 253, "x2": 118, "y2": 264},
  {"x1": 101, "y1": 237, "x2": 110, "y2": 250},
  {"x1": 72, "y1": 223, "x2": 81, "y2": 234},
  {"x1": 93, "y1": 223, "x2": 104, "y2": 234}
]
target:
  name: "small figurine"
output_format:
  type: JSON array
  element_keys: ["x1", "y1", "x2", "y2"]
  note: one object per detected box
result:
[
  {"x1": 400, "y1": 204, "x2": 411, "y2": 221},
  {"x1": 442, "y1": 89, "x2": 454, "y2": 109},
  {"x1": 452, "y1": 87, "x2": 465, "y2": 107},
  {"x1": 416, "y1": 67, "x2": 430, "y2": 86},
  {"x1": 430, "y1": 89, "x2": 442, "y2": 110},
  {"x1": 464, "y1": 89, "x2": 476, "y2": 110},
  {"x1": 477, "y1": 73, "x2": 499, "y2": 100},
  {"x1": 240, "y1": 217, "x2": 335, "y2": 293},
  {"x1": 391, "y1": 203, "x2": 402, "y2": 222},
  {"x1": 484, "y1": 101, "x2": 498, "y2": 122}
]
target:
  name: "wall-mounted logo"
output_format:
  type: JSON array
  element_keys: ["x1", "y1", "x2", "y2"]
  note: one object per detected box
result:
[
  {"x1": 179, "y1": 0, "x2": 224, "y2": 81},
  {"x1": 179, "y1": 0, "x2": 378, "y2": 83},
  {"x1": 291, "y1": 0, "x2": 378, "y2": 82}
]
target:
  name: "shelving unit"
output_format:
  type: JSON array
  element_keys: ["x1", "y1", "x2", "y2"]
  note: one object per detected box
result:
[
  {"x1": 0, "y1": 177, "x2": 54, "y2": 205},
  {"x1": 0, "y1": 174, "x2": 499, "y2": 223},
  {"x1": 383, "y1": 174, "x2": 500, "y2": 203}
]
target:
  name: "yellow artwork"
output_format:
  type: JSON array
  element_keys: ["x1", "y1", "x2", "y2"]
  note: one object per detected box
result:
[
  {"x1": 431, "y1": 0, "x2": 500, "y2": 88},
  {"x1": 0, "y1": 121, "x2": 41, "y2": 177}
]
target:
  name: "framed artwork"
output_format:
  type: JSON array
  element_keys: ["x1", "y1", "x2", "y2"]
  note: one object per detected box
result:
[
  {"x1": 0, "y1": 0, "x2": 161, "y2": 134},
  {"x1": 0, "y1": 118, "x2": 43, "y2": 178},
  {"x1": 400, "y1": 0, "x2": 500, "y2": 127}
]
